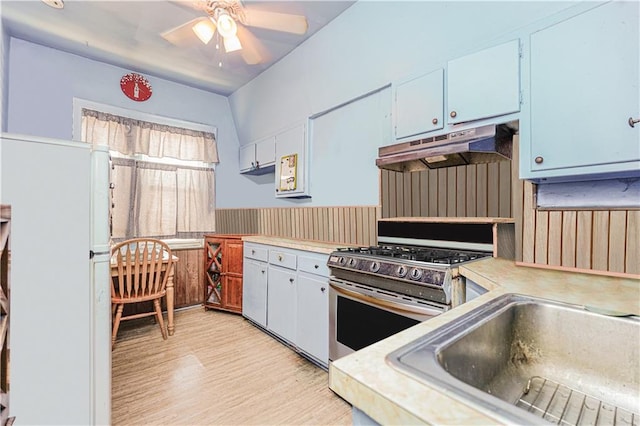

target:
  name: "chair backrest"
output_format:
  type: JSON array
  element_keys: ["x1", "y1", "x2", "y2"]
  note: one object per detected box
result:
[{"x1": 110, "y1": 238, "x2": 173, "y2": 300}]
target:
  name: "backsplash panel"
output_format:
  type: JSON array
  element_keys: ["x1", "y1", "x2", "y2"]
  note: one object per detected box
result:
[
  {"x1": 380, "y1": 162, "x2": 513, "y2": 219},
  {"x1": 216, "y1": 206, "x2": 379, "y2": 246},
  {"x1": 520, "y1": 180, "x2": 639, "y2": 275}
]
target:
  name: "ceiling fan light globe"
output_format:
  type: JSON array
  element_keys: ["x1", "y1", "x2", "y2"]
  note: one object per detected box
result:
[
  {"x1": 223, "y1": 35, "x2": 242, "y2": 53},
  {"x1": 192, "y1": 20, "x2": 215, "y2": 44},
  {"x1": 216, "y1": 12, "x2": 237, "y2": 38}
]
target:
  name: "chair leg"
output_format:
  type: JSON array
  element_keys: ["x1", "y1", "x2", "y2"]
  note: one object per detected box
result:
[
  {"x1": 112, "y1": 304, "x2": 124, "y2": 348},
  {"x1": 153, "y1": 299, "x2": 168, "y2": 340}
]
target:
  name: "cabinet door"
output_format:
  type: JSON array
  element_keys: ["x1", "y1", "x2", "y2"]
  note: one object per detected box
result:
[
  {"x1": 224, "y1": 240, "x2": 244, "y2": 275},
  {"x1": 239, "y1": 144, "x2": 256, "y2": 172},
  {"x1": 447, "y1": 39, "x2": 520, "y2": 124},
  {"x1": 395, "y1": 69, "x2": 444, "y2": 139},
  {"x1": 275, "y1": 123, "x2": 308, "y2": 198},
  {"x1": 267, "y1": 265, "x2": 296, "y2": 342},
  {"x1": 296, "y1": 273, "x2": 329, "y2": 366},
  {"x1": 223, "y1": 275, "x2": 243, "y2": 313},
  {"x1": 242, "y1": 259, "x2": 268, "y2": 327},
  {"x1": 525, "y1": 2, "x2": 639, "y2": 179},
  {"x1": 255, "y1": 136, "x2": 276, "y2": 169}
]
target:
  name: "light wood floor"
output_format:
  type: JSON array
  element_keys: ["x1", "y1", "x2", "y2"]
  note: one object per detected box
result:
[{"x1": 112, "y1": 307, "x2": 352, "y2": 425}]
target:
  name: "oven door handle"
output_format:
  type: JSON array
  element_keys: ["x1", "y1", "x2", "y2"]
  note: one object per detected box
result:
[{"x1": 329, "y1": 281, "x2": 443, "y2": 317}]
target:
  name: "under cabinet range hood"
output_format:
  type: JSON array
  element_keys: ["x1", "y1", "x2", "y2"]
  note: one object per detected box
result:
[{"x1": 377, "y1": 123, "x2": 516, "y2": 172}]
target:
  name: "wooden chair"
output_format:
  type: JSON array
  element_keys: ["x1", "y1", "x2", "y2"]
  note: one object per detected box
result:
[{"x1": 111, "y1": 238, "x2": 174, "y2": 347}]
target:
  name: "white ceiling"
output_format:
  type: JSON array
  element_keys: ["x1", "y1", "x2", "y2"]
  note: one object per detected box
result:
[{"x1": 1, "y1": 0, "x2": 355, "y2": 96}]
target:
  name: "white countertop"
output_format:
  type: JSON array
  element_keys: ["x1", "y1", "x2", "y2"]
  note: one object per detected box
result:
[
  {"x1": 329, "y1": 258, "x2": 640, "y2": 424},
  {"x1": 242, "y1": 235, "x2": 355, "y2": 254}
]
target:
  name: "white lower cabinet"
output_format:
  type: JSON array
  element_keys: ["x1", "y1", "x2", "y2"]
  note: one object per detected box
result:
[
  {"x1": 242, "y1": 242, "x2": 330, "y2": 368},
  {"x1": 242, "y1": 259, "x2": 268, "y2": 327},
  {"x1": 296, "y1": 272, "x2": 329, "y2": 365},
  {"x1": 242, "y1": 243, "x2": 269, "y2": 327},
  {"x1": 267, "y1": 265, "x2": 297, "y2": 343}
]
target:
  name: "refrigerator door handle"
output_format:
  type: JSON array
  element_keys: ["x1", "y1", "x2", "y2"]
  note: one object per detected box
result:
[{"x1": 90, "y1": 250, "x2": 110, "y2": 259}]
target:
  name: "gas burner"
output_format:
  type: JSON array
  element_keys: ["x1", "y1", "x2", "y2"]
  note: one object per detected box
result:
[{"x1": 336, "y1": 245, "x2": 489, "y2": 265}]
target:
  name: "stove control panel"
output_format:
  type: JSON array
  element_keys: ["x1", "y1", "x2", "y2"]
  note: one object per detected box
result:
[{"x1": 327, "y1": 254, "x2": 447, "y2": 287}]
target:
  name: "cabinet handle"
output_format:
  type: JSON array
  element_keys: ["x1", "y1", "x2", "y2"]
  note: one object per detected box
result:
[
  {"x1": 321, "y1": 287, "x2": 326, "y2": 292},
  {"x1": 432, "y1": 118, "x2": 438, "y2": 125},
  {"x1": 256, "y1": 161, "x2": 260, "y2": 168},
  {"x1": 251, "y1": 249, "x2": 255, "y2": 255},
  {"x1": 251, "y1": 161, "x2": 255, "y2": 168},
  {"x1": 314, "y1": 264, "x2": 319, "y2": 269},
  {"x1": 278, "y1": 255, "x2": 283, "y2": 261},
  {"x1": 534, "y1": 156, "x2": 544, "y2": 164},
  {"x1": 289, "y1": 278, "x2": 294, "y2": 283},
  {"x1": 629, "y1": 117, "x2": 640, "y2": 128},
  {"x1": 450, "y1": 111, "x2": 457, "y2": 118},
  {"x1": 261, "y1": 270, "x2": 265, "y2": 274}
]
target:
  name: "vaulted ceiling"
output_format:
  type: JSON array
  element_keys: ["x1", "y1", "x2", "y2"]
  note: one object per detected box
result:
[{"x1": 1, "y1": 1, "x2": 355, "y2": 95}]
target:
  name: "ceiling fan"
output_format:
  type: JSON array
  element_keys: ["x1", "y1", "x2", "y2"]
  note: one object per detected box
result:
[{"x1": 161, "y1": 0, "x2": 308, "y2": 65}]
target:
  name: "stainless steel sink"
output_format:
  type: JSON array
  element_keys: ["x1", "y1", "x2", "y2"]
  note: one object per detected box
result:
[{"x1": 387, "y1": 294, "x2": 640, "y2": 425}]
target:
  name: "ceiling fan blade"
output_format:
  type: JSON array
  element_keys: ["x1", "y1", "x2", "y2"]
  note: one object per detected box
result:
[
  {"x1": 243, "y1": 9, "x2": 308, "y2": 35},
  {"x1": 161, "y1": 17, "x2": 211, "y2": 46},
  {"x1": 236, "y1": 25, "x2": 269, "y2": 65}
]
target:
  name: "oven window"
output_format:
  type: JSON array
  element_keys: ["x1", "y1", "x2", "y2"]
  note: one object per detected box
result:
[{"x1": 337, "y1": 296, "x2": 420, "y2": 352}]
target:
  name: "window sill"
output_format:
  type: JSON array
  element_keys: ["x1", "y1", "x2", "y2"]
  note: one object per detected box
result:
[{"x1": 162, "y1": 238, "x2": 204, "y2": 250}]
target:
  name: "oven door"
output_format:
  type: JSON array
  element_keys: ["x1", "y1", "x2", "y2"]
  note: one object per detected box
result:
[{"x1": 329, "y1": 278, "x2": 445, "y2": 362}]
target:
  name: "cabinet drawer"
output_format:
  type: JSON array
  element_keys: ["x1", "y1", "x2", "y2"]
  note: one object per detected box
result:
[
  {"x1": 269, "y1": 250, "x2": 297, "y2": 270},
  {"x1": 244, "y1": 244, "x2": 268, "y2": 262},
  {"x1": 298, "y1": 255, "x2": 329, "y2": 277}
]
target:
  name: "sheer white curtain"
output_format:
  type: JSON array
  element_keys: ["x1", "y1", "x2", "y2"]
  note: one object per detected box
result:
[{"x1": 82, "y1": 109, "x2": 217, "y2": 239}]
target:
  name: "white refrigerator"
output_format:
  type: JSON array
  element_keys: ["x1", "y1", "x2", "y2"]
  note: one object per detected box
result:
[{"x1": 0, "y1": 133, "x2": 111, "y2": 425}]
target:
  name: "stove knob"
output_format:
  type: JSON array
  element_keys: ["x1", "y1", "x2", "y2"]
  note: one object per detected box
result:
[
  {"x1": 338, "y1": 257, "x2": 347, "y2": 265},
  {"x1": 348, "y1": 258, "x2": 357, "y2": 267},
  {"x1": 396, "y1": 265, "x2": 408, "y2": 278},
  {"x1": 369, "y1": 261, "x2": 380, "y2": 273},
  {"x1": 409, "y1": 268, "x2": 423, "y2": 280}
]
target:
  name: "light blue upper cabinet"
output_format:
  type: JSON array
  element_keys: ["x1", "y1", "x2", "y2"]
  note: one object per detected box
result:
[
  {"x1": 522, "y1": 1, "x2": 639, "y2": 182},
  {"x1": 447, "y1": 39, "x2": 521, "y2": 125},
  {"x1": 394, "y1": 69, "x2": 444, "y2": 140},
  {"x1": 275, "y1": 122, "x2": 310, "y2": 198},
  {"x1": 239, "y1": 136, "x2": 275, "y2": 175}
]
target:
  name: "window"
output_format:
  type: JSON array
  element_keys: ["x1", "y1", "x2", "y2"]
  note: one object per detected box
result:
[{"x1": 80, "y1": 107, "x2": 218, "y2": 240}]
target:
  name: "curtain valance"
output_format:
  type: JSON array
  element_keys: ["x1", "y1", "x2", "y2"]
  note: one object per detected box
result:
[{"x1": 81, "y1": 109, "x2": 219, "y2": 163}]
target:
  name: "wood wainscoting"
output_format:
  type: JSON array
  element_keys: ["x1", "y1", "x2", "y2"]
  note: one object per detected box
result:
[
  {"x1": 517, "y1": 180, "x2": 640, "y2": 276},
  {"x1": 172, "y1": 248, "x2": 204, "y2": 308},
  {"x1": 380, "y1": 162, "x2": 513, "y2": 219},
  {"x1": 216, "y1": 206, "x2": 380, "y2": 246}
]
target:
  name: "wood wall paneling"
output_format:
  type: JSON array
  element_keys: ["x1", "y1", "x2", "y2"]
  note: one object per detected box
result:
[
  {"x1": 575, "y1": 211, "x2": 593, "y2": 270},
  {"x1": 379, "y1": 161, "x2": 514, "y2": 221},
  {"x1": 608, "y1": 211, "x2": 627, "y2": 274},
  {"x1": 547, "y1": 211, "x2": 563, "y2": 267},
  {"x1": 173, "y1": 248, "x2": 204, "y2": 308},
  {"x1": 215, "y1": 206, "x2": 379, "y2": 246},
  {"x1": 560, "y1": 211, "x2": 577, "y2": 268},
  {"x1": 591, "y1": 211, "x2": 610, "y2": 272},
  {"x1": 626, "y1": 211, "x2": 640, "y2": 275}
]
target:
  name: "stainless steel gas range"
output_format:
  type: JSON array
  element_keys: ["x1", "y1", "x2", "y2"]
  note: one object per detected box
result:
[{"x1": 327, "y1": 217, "x2": 514, "y2": 361}]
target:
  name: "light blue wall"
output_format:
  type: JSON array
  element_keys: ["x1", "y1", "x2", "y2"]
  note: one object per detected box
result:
[
  {"x1": 225, "y1": 1, "x2": 580, "y2": 209},
  {"x1": 6, "y1": 38, "x2": 240, "y2": 183},
  {"x1": 1, "y1": 25, "x2": 8, "y2": 132}
]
